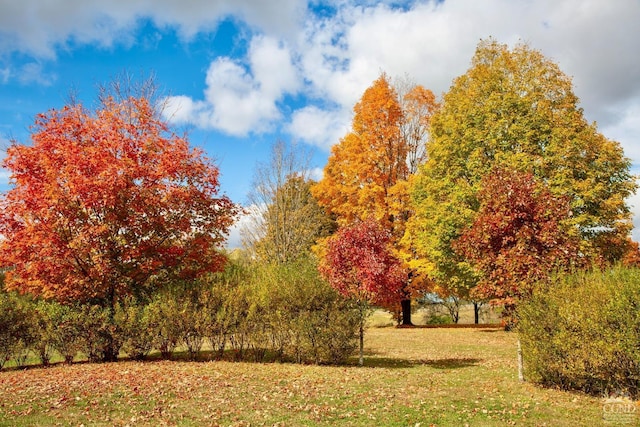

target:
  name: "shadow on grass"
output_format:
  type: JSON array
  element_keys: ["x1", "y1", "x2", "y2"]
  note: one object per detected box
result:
[
  {"x1": 2, "y1": 347, "x2": 483, "y2": 373},
  {"x1": 361, "y1": 356, "x2": 482, "y2": 369},
  {"x1": 422, "y1": 358, "x2": 482, "y2": 369}
]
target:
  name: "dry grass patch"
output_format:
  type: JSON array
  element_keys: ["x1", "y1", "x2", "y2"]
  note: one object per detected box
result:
[{"x1": 0, "y1": 327, "x2": 610, "y2": 426}]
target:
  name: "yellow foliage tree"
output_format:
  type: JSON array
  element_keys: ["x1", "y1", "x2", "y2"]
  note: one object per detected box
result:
[{"x1": 406, "y1": 39, "x2": 636, "y2": 303}]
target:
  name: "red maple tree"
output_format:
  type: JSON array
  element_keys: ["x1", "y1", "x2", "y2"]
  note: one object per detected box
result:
[
  {"x1": 319, "y1": 218, "x2": 404, "y2": 364},
  {"x1": 0, "y1": 95, "x2": 239, "y2": 306},
  {"x1": 453, "y1": 168, "x2": 581, "y2": 320}
]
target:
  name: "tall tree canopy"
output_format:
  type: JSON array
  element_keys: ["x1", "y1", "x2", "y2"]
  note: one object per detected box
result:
[
  {"x1": 312, "y1": 74, "x2": 405, "y2": 229},
  {"x1": 406, "y1": 39, "x2": 636, "y2": 293},
  {"x1": 312, "y1": 73, "x2": 437, "y2": 324},
  {"x1": 0, "y1": 94, "x2": 239, "y2": 305}
]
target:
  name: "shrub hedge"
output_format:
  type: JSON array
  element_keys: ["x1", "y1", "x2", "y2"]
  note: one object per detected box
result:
[
  {"x1": 0, "y1": 256, "x2": 359, "y2": 368},
  {"x1": 518, "y1": 266, "x2": 640, "y2": 398},
  {"x1": 0, "y1": 292, "x2": 31, "y2": 369}
]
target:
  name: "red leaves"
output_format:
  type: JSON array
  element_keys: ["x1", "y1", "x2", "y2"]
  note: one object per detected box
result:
[
  {"x1": 319, "y1": 218, "x2": 405, "y2": 306},
  {"x1": 454, "y1": 168, "x2": 580, "y2": 307},
  {"x1": 0, "y1": 95, "x2": 239, "y2": 303}
]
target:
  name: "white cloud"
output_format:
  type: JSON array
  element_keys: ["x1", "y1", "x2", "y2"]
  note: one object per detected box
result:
[
  {"x1": 530, "y1": 1, "x2": 640, "y2": 126},
  {"x1": 0, "y1": 169, "x2": 9, "y2": 184},
  {"x1": 3, "y1": 0, "x2": 640, "y2": 236},
  {"x1": 0, "y1": 67, "x2": 10, "y2": 84},
  {"x1": 0, "y1": 138, "x2": 10, "y2": 187},
  {"x1": 162, "y1": 95, "x2": 199, "y2": 124},
  {"x1": 7, "y1": 1, "x2": 640, "y2": 154},
  {"x1": 308, "y1": 167, "x2": 324, "y2": 182},
  {"x1": 164, "y1": 35, "x2": 301, "y2": 136},
  {"x1": 627, "y1": 186, "x2": 640, "y2": 242},
  {"x1": 0, "y1": 0, "x2": 306, "y2": 58},
  {"x1": 248, "y1": 35, "x2": 300, "y2": 97},
  {"x1": 0, "y1": 61, "x2": 56, "y2": 86},
  {"x1": 601, "y1": 101, "x2": 640, "y2": 241},
  {"x1": 602, "y1": 101, "x2": 640, "y2": 169},
  {"x1": 17, "y1": 62, "x2": 57, "y2": 86},
  {"x1": 289, "y1": 1, "x2": 524, "y2": 148},
  {"x1": 226, "y1": 213, "x2": 248, "y2": 249},
  {"x1": 226, "y1": 203, "x2": 265, "y2": 249},
  {"x1": 288, "y1": 105, "x2": 350, "y2": 150},
  {"x1": 287, "y1": 0, "x2": 640, "y2": 147}
]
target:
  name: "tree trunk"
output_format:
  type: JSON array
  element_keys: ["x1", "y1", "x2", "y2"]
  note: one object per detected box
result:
[
  {"x1": 474, "y1": 301, "x2": 480, "y2": 324},
  {"x1": 400, "y1": 299, "x2": 413, "y2": 326},
  {"x1": 359, "y1": 319, "x2": 364, "y2": 366}
]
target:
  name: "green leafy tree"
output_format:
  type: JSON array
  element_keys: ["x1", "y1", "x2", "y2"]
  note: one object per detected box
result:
[
  {"x1": 0, "y1": 290, "x2": 32, "y2": 369},
  {"x1": 407, "y1": 39, "x2": 636, "y2": 297}
]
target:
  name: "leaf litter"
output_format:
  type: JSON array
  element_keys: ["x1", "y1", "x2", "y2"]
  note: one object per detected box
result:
[{"x1": 1, "y1": 327, "x2": 605, "y2": 426}]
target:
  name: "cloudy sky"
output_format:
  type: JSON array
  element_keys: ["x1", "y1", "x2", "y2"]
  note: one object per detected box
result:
[{"x1": 1, "y1": 0, "x2": 639, "y2": 246}]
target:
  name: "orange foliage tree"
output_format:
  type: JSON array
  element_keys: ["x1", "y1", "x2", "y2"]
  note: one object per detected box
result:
[
  {"x1": 312, "y1": 73, "x2": 437, "y2": 324},
  {"x1": 621, "y1": 238, "x2": 640, "y2": 267},
  {"x1": 0, "y1": 95, "x2": 239, "y2": 308}
]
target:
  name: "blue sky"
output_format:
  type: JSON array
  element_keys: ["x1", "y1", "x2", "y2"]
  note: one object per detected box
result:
[{"x1": 1, "y1": 0, "x2": 640, "y2": 247}]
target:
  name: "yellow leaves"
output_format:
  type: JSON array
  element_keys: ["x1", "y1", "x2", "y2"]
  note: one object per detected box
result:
[{"x1": 408, "y1": 39, "x2": 636, "y2": 299}]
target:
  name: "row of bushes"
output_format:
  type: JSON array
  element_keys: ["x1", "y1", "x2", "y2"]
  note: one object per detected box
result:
[
  {"x1": 518, "y1": 266, "x2": 640, "y2": 398},
  {"x1": 0, "y1": 257, "x2": 360, "y2": 369}
]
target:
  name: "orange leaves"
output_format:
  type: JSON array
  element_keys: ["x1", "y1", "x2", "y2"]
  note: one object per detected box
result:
[
  {"x1": 312, "y1": 74, "x2": 438, "y2": 324},
  {"x1": 0, "y1": 94, "x2": 239, "y2": 303},
  {"x1": 312, "y1": 74, "x2": 406, "y2": 229},
  {"x1": 401, "y1": 84, "x2": 438, "y2": 174},
  {"x1": 312, "y1": 74, "x2": 437, "y2": 243}
]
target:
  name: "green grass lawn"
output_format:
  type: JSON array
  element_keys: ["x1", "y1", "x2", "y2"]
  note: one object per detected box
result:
[{"x1": 0, "y1": 327, "x2": 628, "y2": 426}]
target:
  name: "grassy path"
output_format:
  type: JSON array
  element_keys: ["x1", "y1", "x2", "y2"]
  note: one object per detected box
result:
[{"x1": 0, "y1": 327, "x2": 615, "y2": 426}]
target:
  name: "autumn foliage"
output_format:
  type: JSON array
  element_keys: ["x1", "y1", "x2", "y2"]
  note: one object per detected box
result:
[
  {"x1": 312, "y1": 74, "x2": 438, "y2": 324},
  {"x1": 0, "y1": 95, "x2": 238, "y2": 304},
  {"x1": 319, "y1": 218, "x2": 405, "y2": 307},
  {"x1": 312, "y1": 74, "x2": 437, "y2": 237},
  {"x1": 406, "y1": 39, "x2": 635, "y2": 316},
  {"x1": 453, "y1": 168, "x2": 581, "y2": 312},
  {"x1": 319, "y1": 218, "x2": 405, "y2": 365},
  {"x1": 312, "y1": 74, "x2": 405, "y2": 228}
]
